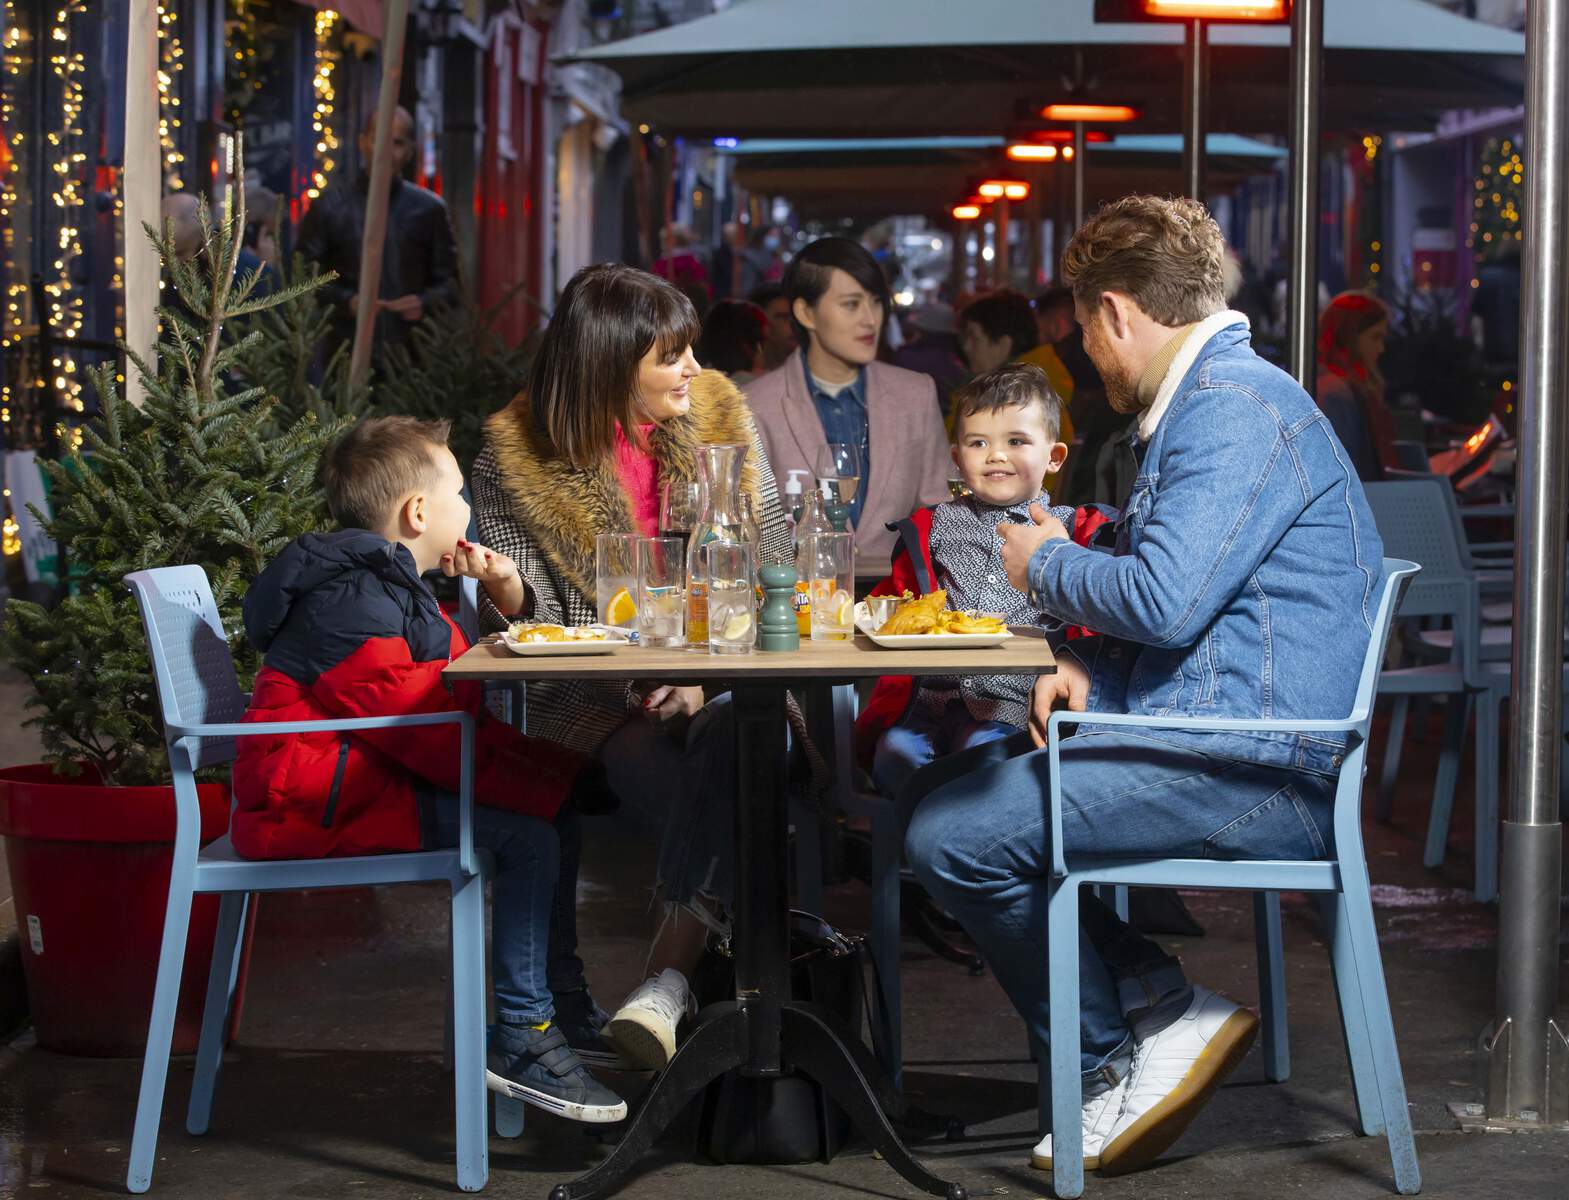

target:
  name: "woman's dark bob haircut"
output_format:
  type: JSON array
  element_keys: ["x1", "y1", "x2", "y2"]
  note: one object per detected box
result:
[
  {"x1": 525, "y1": 263, "x2": 701, "y2": 467},
  {"x1": 781, "y1": 236, "x2": 890, "y2": 348}
]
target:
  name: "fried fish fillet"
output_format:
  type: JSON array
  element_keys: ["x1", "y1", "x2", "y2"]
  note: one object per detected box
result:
[{"x1": 878, "y1": 589, "x2": 948, "y2": 635}]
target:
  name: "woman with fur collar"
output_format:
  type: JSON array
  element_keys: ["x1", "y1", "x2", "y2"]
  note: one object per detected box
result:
[{"x1": 471, "y1": 262, "x2": 791, "y2": 1073}]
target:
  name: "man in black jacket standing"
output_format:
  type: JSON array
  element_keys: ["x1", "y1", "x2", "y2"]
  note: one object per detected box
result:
[{"x1": 297, "y1": 105, "x2": 460, "y2": 361}]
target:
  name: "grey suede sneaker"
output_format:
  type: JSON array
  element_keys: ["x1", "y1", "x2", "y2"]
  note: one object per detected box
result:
[{"x1": 486, "y1": 1023, "x2": 628, "y2": 1123}]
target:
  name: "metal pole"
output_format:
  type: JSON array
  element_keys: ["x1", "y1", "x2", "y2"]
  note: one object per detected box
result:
[
  {"x1": 1285, "y1": 0, "x2": 1323, "y2": 388},
  {"x1": 950, "y1": 219, "x2": 967, "y2": 297},
  {"x1": 1181, "y1": 18, "x2": 1209, "y2": 202},
  {"x1": 123, "y1": 0, "x2": 160, "y2": 408},
  {"x1": 1490, "y1": 0, "x2": 1569, "y2": 1126},
  {"x1": 995, "y1": 197, "x2": 1011, "y2": 289},
  {"x1": 1072, "y1": 122, "x2": 1086, "y2": 230},
  {"x1": 349, "y1": 0, "x2": 412, "y2": 391}
]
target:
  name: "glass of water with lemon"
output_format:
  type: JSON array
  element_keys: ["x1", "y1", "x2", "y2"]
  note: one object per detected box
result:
[
  {"x1": 595, "y1": 532, "x2": 641, "y2": 630},
  {"x1": 809, "y1": 532, "x2": 855, "y2": 642},
  {"x1": 637, "y1": 537, "x2": 686, "y2": 648},
  {"x1": 706, "y1": 541, "x2": 756, "y2": 655}
]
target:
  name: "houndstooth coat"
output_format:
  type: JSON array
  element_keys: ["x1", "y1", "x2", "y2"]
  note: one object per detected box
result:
[{"x1": 471, "y1": 370, "x2": 792, "y2": 753}]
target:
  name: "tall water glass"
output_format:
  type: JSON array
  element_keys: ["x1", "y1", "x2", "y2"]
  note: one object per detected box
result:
[
  {"x1": 637, "y1": 537, "x2": 686, "y2": 648},
  {"x1": 595, "y1": 532, "x2": 641, "y2": 629},
  {"x1": 706, "y1": 541, "x2": 756, "y2": 655},
  {"x1": 809, "y1": 532, "x2": 854, "y2": 643}
]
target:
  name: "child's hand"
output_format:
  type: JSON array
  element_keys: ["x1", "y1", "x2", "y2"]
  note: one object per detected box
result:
[
  {"x1": 441, "y1": 539, "x2": 517, "y2": 584},
  {"x1": 442, "y1": 540, "x2": 527, "y2": 619}
]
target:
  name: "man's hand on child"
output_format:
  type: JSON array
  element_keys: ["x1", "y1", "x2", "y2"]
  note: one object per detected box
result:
[
  {"x1": 998, "y1": 504, "x2": 1069, "y2": 594},
  {"x1": 1028, "y1": 657, "x2": 1089, "y2": 749},
  {"x1": 441, "y1": 540, "x2": 525, "y2": 616}
]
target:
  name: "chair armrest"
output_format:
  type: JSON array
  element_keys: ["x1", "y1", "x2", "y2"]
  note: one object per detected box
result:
[
  {"x1": 171, "y1": 711, "x2": 478, "y2": 876},
  {"x1": 1042, "y1": 708, "x2": 1360, "y2": 878}
]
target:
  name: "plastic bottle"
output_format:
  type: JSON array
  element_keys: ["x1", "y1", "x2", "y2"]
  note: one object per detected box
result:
[
  {"x1": 792, "y1": 487, "x2": 833, "y2": 636},
  {"x1": 783, "y1": 469, "x2": 811, "y2": 534}
]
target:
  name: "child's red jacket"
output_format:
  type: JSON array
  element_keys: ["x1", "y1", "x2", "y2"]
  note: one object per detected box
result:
[
  {"x1": 232, "y1": 530, "x2": 582, "y2": 860},
  {"x1": 852, "y1": 504, "x2": 1116, "y2": 768}
]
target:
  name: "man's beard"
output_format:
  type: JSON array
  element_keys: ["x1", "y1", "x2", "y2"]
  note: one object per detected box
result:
[{"x1": 1101, "y1": 358, "x2": 1140, "y2": 415}]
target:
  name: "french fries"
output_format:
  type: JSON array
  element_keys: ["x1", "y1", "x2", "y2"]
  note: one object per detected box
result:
[{"x1": 875, "y1": 591, "x2": 1007, "y2": 637}]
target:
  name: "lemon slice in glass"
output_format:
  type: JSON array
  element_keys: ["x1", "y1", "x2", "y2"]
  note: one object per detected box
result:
[{"x1": 722, "y1": 611, "x2": 753, "y2": 640}]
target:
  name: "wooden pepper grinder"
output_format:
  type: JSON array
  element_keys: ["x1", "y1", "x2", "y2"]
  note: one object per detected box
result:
[{"x1": 758, "y1": 560, "x2": 801, "y2": 652}]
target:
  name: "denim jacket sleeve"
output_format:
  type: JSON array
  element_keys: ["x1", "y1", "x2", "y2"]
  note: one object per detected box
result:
[{"x1": 1026, "y1": 384, "x2": 1305, "y2": 649}]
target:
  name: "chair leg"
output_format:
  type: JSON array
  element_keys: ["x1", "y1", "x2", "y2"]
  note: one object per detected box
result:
[
  {"x1": 1252, "y1": 892, "x2": 1289, "y2": 1082},
  {"x1": 1338, "y1": 876, "x2": 1422, "y2": 1194},
  {"x1": 1318, "y1": 894, "x2": 1384, "y2": 1138},
  {"x1": 451, "y1": 871, "x2": 489, "y2": 1192},
  {"x1": 1046, "y1": 879, "x2": 1085, "y2": 1199},
  {"x1": 127, "y1": 864, "x2": 200, "y2": 1192},
  {"x1": 1377, "y1": 696, "x2": 1410, "y2": 823},
  {"x1": 866, "y1": 801, "x2": 902, "y2": 1092},
  {"x1": 1473, "y1": 688, "x2": 1502, "y2": 904},
  {"x1": 186, "y1": 891, "x2": 251, "y2": 1136},
  {"x1": 1424, "y1": 693, "x2": 1474, "y2": 869}
]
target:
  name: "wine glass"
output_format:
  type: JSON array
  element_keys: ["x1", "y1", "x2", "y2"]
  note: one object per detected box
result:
[
  {"x1": 815, "y1": 442, "x2": 861, "y2": 508},
  {"x1": 659, "y1": 480, "x2": 703, "y2": 556}
]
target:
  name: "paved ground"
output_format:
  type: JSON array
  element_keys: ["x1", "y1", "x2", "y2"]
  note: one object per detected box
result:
[{"x1": 2, "y1": 680, "x2": 1567, "y2": 1200}]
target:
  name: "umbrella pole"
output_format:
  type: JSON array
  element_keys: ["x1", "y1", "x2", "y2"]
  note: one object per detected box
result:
[
  {"x1": 995, "y1": 198, "x2": 1010, "y2": 289},
  {"x1": 124, "y1": 0, "x2": 160, "y2": 408},
  {"x1": 1072, "y1": 122, "x2": 1086, "y2": 231},
  {"x1": 1284, "y1": 0, "x2": 1322, "y2": 387},
  {"x1": 349, "y1": 0, "x2": 411, "y2": 392},
  {"x1": 1181, "y1": 18, "x2": 1209, "y2": 202},
  {"x1": 1475, "y1": 0, "x2": 1569, "y2": 1134}
]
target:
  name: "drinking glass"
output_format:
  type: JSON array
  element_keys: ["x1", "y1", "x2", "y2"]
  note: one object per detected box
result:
[
  {"x1": 808, "y1": 532, "x2": 854, "y2": 643},
  {"x1": 706, "y1": 541, "x2": 756, "y2": 655},
  {"x1": 815, "y1": 442, "x2": 861, "y2": 509},
  {"x1": 594, "y1": 532, "x2": 641, "y2": 629},
  {"x1": 659, "y1": 480, "x2": 704, "y2": 557},
  {"x1": 637, "y1": 537, "x2": 686, "y2": 648}
]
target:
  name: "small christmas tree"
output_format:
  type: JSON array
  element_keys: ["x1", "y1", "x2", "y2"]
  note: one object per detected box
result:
[{"x1": 0, "y1": 180, "x2": 355, "y2": 785}]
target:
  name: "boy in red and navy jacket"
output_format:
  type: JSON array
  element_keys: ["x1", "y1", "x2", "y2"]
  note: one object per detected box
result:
[
  {"x1": 854, "y1": 364, "x2": 1114, "y2": 804},
  {"x1": 235, "y1": 416, "x2": 627, "y2": 1124}
]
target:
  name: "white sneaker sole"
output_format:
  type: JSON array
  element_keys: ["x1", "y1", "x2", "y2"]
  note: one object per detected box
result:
[
  {"x1": 484, "y1": 1069, "x2": 628, "y2": 1124},
  {"x1": 606, "y1": 1011, "x2": 676, "y2": 1072},
  {"x1": 1097, "y1": 1007, "x2": 1259, "y2": 1176},
  {"x1": 1030, "y1": 1147, "x2": 1103, "y2": 1172}
]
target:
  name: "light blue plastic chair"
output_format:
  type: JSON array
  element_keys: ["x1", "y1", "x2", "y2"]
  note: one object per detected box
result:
[
  {"x1": 123, "y1": 566, "x2": 492, "y2": 1193},
  {"x1": 1366, "y1": 478, "x2": 1506, "y2": 900},
  {"x1": 1037, "y1": 559, "x2": 1421, "y2": 1198}
]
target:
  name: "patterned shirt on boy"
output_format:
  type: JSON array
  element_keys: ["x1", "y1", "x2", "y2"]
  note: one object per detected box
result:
[{"x1": 914, "y1": 490, "x2": 1076, "y2": 729}]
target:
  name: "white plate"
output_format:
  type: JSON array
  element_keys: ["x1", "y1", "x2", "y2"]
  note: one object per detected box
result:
[
  {"x1": 500, "y1": 625, "x2": 630, "y2": 656},
  {"x1": 854, "y1": 603, "x2": 1014, "y2": 649}
]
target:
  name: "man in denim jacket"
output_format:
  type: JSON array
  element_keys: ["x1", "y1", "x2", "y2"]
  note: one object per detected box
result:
[{"x1": 902, "y1": 196, "x2": 1383, "y2": 1177}]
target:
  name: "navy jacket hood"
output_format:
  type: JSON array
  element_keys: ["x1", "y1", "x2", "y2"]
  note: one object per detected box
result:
[{"x1": 244, "y1": 529, "x2": 423, "y2": 654}]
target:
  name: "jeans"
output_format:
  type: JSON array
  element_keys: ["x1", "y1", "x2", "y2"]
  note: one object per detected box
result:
[
  {"x1": 872, "y1": 699, "x2": 1015, "y2": 815},
  {"x1": 421, "y1": 791, "x2": 585, "y2": 1025},
  {"x1": 903, "y1": 727, "x2": 1335, "y2": 1085},
  {"x1": 599, "y1": 695, "x2": 736, "y2": 929}
]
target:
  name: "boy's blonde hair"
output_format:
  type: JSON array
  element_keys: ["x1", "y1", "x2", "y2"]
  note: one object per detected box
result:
[
  {"x1": 951, "y1": 362, "x2": 1064, "y2": 443},
  {"x1": 320, "y1": 415, "x2": 452, "y2": 531},
  {"x1": 1062, "y1": 194, "x2": 1227, "y2": 326}
]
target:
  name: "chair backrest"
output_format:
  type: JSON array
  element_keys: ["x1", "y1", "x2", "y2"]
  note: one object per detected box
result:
[
  {"x1": 1348, "y1": 558, "x2": 1422, "y2": 729},
  {"x1": 1363, "y1": 478, "x2": 1475, "y2": 619},
  {"x1": 125, "y1": 566, "x2": 247, "y2": 769},
  {"x1": 457, "y1": 575, "x2": 481, "y2": 643}
]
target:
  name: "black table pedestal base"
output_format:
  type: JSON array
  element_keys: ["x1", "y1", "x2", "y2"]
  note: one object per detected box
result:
[{"x1": 546, "y1": 1001, "x2": 964, "y2": 1200}]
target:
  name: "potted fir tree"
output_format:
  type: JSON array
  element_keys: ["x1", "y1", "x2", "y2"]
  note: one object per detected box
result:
[{"x1": 0, "y1": 187, "x2": 354, "y2": 1054}]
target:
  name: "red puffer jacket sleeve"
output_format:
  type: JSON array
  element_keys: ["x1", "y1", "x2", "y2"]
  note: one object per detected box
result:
[{"x1": 308, "y1": 622, "x2": 579, "y2": 822}]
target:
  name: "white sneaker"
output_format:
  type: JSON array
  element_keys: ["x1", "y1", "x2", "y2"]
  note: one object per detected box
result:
[
  {"x1": 1098, "y1": 985, "x2": 1259, "y2": 1176},
  {"x1": 1030, "y1": 1072, "x2": 1130, "y2": 1172},
  {"x1": 606, "y1": 968, "x2": 692, "y2": 1071}
]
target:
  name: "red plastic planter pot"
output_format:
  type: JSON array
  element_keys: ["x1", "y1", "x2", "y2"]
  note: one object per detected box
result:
[{"x1": 0, "y1": 764, "x2": 241, "y2": 1057}]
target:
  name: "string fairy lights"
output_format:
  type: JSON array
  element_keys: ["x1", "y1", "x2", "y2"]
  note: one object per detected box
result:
[
  {"x1": 1, "y1": 0, "x2": 28, "y2": 438},
  {"x1": 46, "y1": 0, "x2": 88, "y2": 429},
  {"x1": 308, "y1": 9, "x2": 341, "y2": 200},
  {"x1": 157, "y1": 0, "x2": 185, "y2": 188}
]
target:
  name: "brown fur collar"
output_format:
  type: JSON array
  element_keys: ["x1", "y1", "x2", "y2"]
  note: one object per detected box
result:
[{"x1": 484, "y1": 370, "x2": 765, "y2": 600}]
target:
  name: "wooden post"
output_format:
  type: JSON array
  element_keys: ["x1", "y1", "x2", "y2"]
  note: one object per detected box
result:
[
  {"x1": 123, "y1": 0, "x2": 160, "y2": 407},
  {"x1": 349, "y1": 0, "x2": 412, "y2": 392}
]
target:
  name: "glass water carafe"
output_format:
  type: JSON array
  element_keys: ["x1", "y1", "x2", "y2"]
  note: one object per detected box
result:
[{"x1": 685, "y1": 444, "x2": 753, "y2": 646}]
